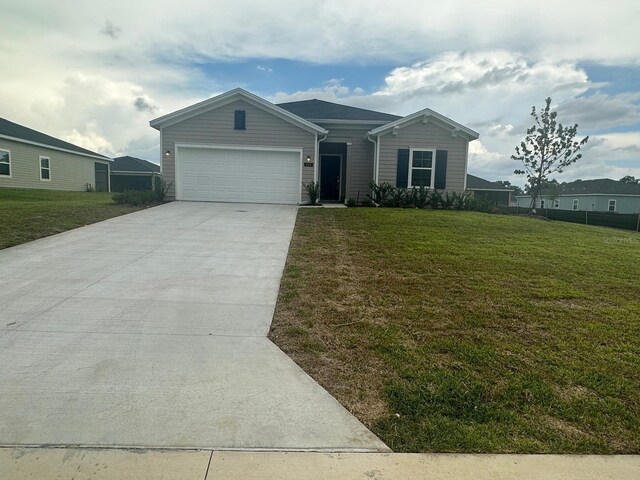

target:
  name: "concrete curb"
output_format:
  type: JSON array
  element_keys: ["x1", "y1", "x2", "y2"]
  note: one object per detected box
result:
[{"x1": 2, "y1": 448, "x2": 638, "y2": 480}]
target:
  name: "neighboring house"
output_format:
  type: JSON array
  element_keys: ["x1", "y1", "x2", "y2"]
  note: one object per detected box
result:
[
  {"x1": 149, "y1": 88, "x2": 479, "y2": 204},
  {"x1": 516, "y1": 179, "x2": 640, "y2": 213},
  {"x1": 466, "y1": 174, "x2": 514, "y2": 206},
  {"x1": 111, "y1": 156, "x2": 161, "y2": 192},
  {"x1": 0, "y1": 117, "x2": 112, "y2": 192}
]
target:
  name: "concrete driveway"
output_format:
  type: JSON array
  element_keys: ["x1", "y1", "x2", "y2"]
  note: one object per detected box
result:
[{"x1": 0, "y1": 202, "x2": 387, "y2": 451}]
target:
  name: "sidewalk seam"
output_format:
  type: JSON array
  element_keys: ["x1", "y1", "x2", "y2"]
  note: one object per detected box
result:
[{"x1": 203, "y1": 450, "x2": 213, "y2": 480}]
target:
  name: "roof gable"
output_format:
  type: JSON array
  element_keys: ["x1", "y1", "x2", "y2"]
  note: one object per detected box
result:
[
  {"x1": 0, "y1": 117, "x2": 109, "y2": 159},
  {"x1": 112, "y1": 156, "x2": 160, "y2": 173},
  {"x1": 150, "y1": 88, "x2": 327, "y2": 134},
  {"x1": 368, "y1": 107, "x2": 479, "y2": 141},
  {"x1": 276, "y1": 99, "x2": 401, "y2": 122}
]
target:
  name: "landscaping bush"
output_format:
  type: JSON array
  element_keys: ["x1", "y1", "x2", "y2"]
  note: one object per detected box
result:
[
  {"x1": 153, "y1": 176, "x2": 171, "y2": 202},
  {"x1": 346, "y1": 198, "x2": 357, "y2": 207},
  {"x1": 303, "y1": 181, "x2": 321, "y2": 205},
  {"x1": 112, "y1": 189, "x2": 156, "y2": 206},
  {"x1": 368, "y1": 182, "x2": 395, "y2": 205},
  {"x1": 365, "y1": 183, "x2": 497, "y2": 212}
]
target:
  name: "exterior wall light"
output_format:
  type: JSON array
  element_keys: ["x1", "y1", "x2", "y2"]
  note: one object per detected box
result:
[{"x1": 164, "y1": 150, "x2": 171, "y2": 157}]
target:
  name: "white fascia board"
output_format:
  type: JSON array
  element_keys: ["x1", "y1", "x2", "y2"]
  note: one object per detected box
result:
[
  {"x1": 368, "y1": 108, "x2": 479, "y2": 140},
  {"x1": 149, "y1": 88, "x2": 327, "y2": 135},
  {"x1": 0, "y1": 134, "x2": 112, "y2": 161}
]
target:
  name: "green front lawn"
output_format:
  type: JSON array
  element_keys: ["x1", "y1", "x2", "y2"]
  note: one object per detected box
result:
[
  {"x1": 269, "y1": 209, "x2": 640, "y2": 453},
  {"x1": 0, "y1": 188, "x2": 151, "y2": 249}
]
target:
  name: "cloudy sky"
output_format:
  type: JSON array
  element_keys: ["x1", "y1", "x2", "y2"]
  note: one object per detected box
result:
[{"x1": 2, "y1": 0, "x2": 639, "y2": 187}]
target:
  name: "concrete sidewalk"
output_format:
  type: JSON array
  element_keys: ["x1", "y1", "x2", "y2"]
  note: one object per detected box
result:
[{"x1": 1, "y1": 448, "x2": 637, "y2": 479}]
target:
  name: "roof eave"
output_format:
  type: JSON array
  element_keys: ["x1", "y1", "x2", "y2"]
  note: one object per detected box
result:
[{"x1": 0, "y1": 134, "x2": 111, "y2": 161}]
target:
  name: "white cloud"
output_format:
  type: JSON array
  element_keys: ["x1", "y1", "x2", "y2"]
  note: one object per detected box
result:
[
  {"x1": 557, "y1": 92, "x2": 640, "y2": 130},
  {"x1": 270, "y1": 79, "x2": 354, "y2": 103},
  {"x1": 0, "y1": 1, "x2": 638, "y2": 175},
  {"x1": 65, "y1": 123, "x2": 114, "y2": 154}
]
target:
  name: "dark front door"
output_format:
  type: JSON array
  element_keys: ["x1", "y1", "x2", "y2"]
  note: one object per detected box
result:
[
  {"x1": 320, "y1": 155, "x2": 341, "y2": 201},
  {"x1": 94, "y1": 163, "x2": 109, "y2": 192}
]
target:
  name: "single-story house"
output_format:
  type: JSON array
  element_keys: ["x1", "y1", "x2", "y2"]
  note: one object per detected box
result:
[
  {"x1": 516, "y1": 178, "x2": 640, "y2": 214},
  {"x1": 149, "y1": 88, "x2": 479, "y2": 204},
  {"x1": 466, "y1": 174, "x2": 514, "y2": 206},
  {"x1": 111, "y1": 156, "x2": 161, "y2": 192},
  {"x1": 0, "y1": 117, "x2": 112, "y2": 192}
]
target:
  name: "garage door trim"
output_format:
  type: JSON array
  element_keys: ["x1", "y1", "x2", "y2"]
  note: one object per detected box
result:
[{"x1": 175, "y1": 143, "x2": 303, "y2": 204}]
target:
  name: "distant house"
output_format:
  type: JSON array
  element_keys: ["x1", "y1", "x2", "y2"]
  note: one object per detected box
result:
[
  {"x1": 111, "y1": 156, "x2": 161, "y2": 192},
  {"x1": 0, "y1": 117, "x2": 112, "y2": 192},
  {"x1": 516, "y1": 179, "x2": 640, "y2": 214},
  {"x1": 466, "y1": 174, "x2": 514, "y2": 206}
]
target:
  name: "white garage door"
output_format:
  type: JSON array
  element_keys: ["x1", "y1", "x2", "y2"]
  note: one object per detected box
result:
[{"x1": 176, "y1": 146, "x2": 301, "y2": 204}]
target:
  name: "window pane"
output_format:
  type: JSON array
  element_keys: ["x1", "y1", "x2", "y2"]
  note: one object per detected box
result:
[
  {"x1": 234, "y1": 110, "x2": 246, "y2": 130},
  {"x1": 0, "y1": 151, "x2": 8, "y2": 163},
  {"x1": 41, "y1": 169, "x2": 50, "y2": 179},
  {"x1": 0, "y1": 163, "x2": 9, "y2": 175},
  {"x1": 412, "y1": 151, "x2": 432, "y2": 168},
  {"x1": 411, "y1": 168, "x2": 432, "y2": 187},
  {"x1": 41, "y1": 157, "x2": 49, "y2": 168}
]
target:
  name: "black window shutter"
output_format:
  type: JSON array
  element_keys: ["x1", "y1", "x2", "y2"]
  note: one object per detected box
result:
[
  {"x1": 396, "y1": 149, "x2": 409, "y2": 188},
  {"x1": 234, "y1": 110, "x2": 246, "y2": 130},
  {"x1": 435, "y1": 150, "x2": 448, "y2": 189}
]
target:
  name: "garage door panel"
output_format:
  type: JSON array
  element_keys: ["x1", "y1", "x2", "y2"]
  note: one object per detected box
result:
[{"x1": 177, "y1": 147, "x2": 301, "y2": 204}]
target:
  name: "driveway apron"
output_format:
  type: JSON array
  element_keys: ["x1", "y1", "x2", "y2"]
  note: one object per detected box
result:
[{"x1": 0, "y1": 202, "x2": 387, "y2": 451}]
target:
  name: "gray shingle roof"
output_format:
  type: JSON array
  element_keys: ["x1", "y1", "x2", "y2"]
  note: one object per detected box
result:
[
  {"x1": 466, "y1": 174, "x2": 513, "y2": 190},
  {"x1": 276, "y1": 99, "x2": 401, "y2": 122},
  {"x1": 542, "y1": 178, "x2": 640, "y2": 196},
  {"x1": 0, "y1": 117, "x2": 109, "y2": 159},
  {"x1": 112, "y1": 156, "x2": 160, "y2": 173}
]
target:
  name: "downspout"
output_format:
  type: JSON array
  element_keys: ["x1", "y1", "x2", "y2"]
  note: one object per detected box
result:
[
  {"x1": 316, "y1": 131, "x2": 328, "y2": 202},
  {"x1": 366, "y1": 132, "x2": 378, "y2": 185}
]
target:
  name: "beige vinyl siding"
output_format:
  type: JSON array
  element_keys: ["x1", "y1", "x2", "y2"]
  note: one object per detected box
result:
[
  {"x1": 161, "y1": 99, "x2": 316, "y2": 201},
  {"x1": 378, "y1": 119, "x2": 469, "y2": 191},
  {"x1": 320, "y1": 126, "x2": 375, "y2": 201},
  {"x1": 0, "y1": 138, "x2": 109, "y2": 191}
]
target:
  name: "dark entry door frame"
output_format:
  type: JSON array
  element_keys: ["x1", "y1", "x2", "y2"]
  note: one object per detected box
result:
[{"x1": 319, "y1": 154, "x2": 342, "y2": 202}]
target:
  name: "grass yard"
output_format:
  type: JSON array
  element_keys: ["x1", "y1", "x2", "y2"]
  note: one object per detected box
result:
[
  {"x1": 0, "y1": 188, "x2": 151, "y2": 249},
  {"x1": 269, "y1": 209, "x2": 640, "y2": 453}
]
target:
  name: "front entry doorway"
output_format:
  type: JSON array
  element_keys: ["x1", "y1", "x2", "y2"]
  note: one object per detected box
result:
[{"x1": 320, "y1": 154, "x2": 341, "y2": 202}]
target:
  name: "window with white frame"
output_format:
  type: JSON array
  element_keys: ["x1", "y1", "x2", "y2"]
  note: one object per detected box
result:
[
  {"x1": 554, "y1": 199, "x2": 559, "y2": 208},
  {"x1": 0, "y1": 149, "x2": 10, "y2": 176},
  {"x1": 409, "y1": 149, "x2": 435, "y2": 188},
  {"x1": 608, "y1": 199, "x2": 616, "y2": 212},
  {"x1": 572, "y1": 199, "x2": 579, "y2": 210},
  {"x1": 39, "y1": 156, "x2": 51, "y2": 180}
]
